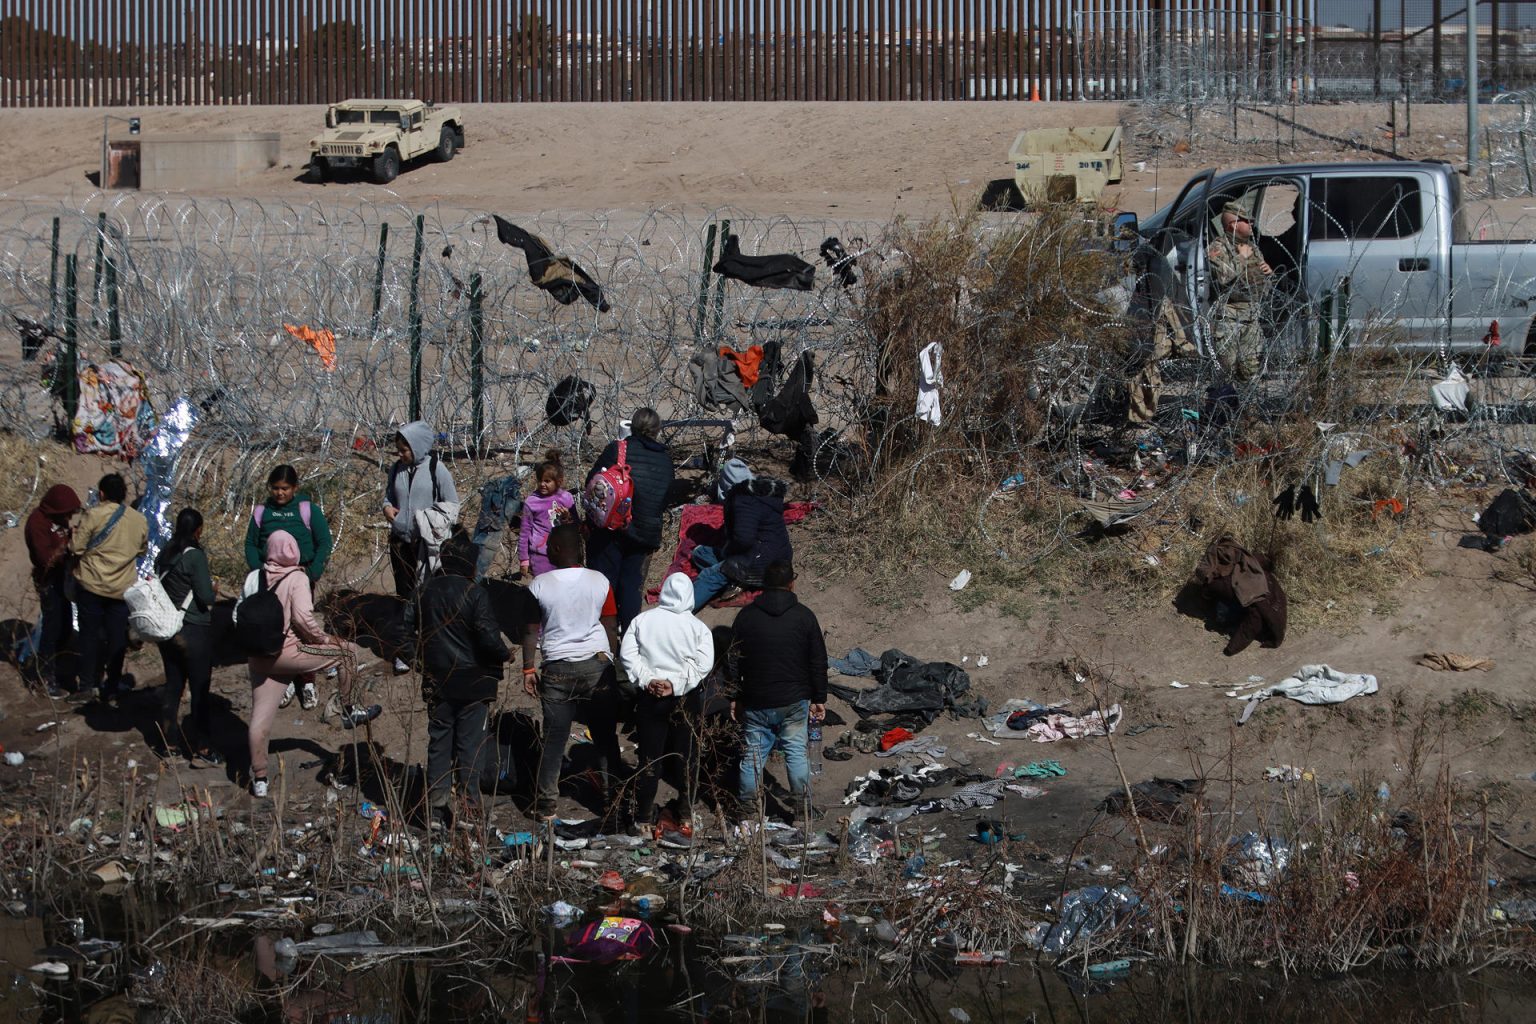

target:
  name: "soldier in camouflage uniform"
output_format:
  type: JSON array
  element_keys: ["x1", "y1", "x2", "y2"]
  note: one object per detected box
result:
[{"x1": 1207, "y1": 202, "x2": 1272, "y2": 380}]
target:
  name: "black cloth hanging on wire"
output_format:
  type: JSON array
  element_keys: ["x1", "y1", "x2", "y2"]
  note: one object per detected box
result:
[
  {"x1": 493, "y1": 216, "x2": 610, "y2": 311},
  {"x1": 820, "y1": 237, "x2": 858, "y2": 288},
  {"x1": 712, "y1": 233, "x2": 816, "y2": 291}
]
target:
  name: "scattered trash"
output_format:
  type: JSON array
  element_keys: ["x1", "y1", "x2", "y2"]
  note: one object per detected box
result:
[
  {"x1": 153, "y1": 804, "x2": 196, "y2": 830},
  {"x1": 1219, "y1": 883, "x2": 1268, "y2": 903},
  {"x1": 597, "y1": 871, "x2": 627, "y2": 893},
  {"x1": 1417, "y1": 652, "x2": 1494, "y2": 672},
  {"x1": 2, "y1": 752, "x2": 22, "y2": 766},
  {"x1": 545, "y1": 901, "x2": 583, "y2": 926},
  {"x1": 1013, "y1": 760, "x2": 1067, "y2": 779},
  {"x1": 1228, "y1": 834, "x2": 1292, "y2": 888},
  {"x1": 949, "y1": 569, "x2": 972, "y2": 590},
  {"x1": 28, "y1": 962, "x2": 70, "y2": 977},
  {"x1": 90, "y1": 860, "x2": 134, "y2": 886},
  {"x1": 1236, "y1": 665, "x2": 1378, "y2": 725},
  {"x1": 949, "y1": 1010, "x2": 973, "y2": 1024},
  {"x1": 1264, "y1": 765, "x2": 1311, "y2": 783},
  {"x1": 1169, "y1": 681, "x2": 1189, "y2": 689},
  {"x1": 552, "y1": 917, "x2": 656, "y2": 965},
  {"x1": 1085, "y1": 958, "x2": 1132, "y2": 977},
  {"x1": 1098, "y1": 778, "x2": 1204, "y2": 822},
  {"x1": 975, "y1": 655, "x2": 989, "y2": 668},
  {"x1": 1042, "y1": 886, "x2": 1142, "y2": 953},
  {"x1": 35, "y1": 721, "x2": 58, "y2": 732},
  {"x1": 954, "y1": 951, "x2": 1009, "y2": 965}
]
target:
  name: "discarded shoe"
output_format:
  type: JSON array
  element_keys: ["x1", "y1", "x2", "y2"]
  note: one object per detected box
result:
[{"x1": 340, "y1": 704, "x2": 383, "y2": 730}]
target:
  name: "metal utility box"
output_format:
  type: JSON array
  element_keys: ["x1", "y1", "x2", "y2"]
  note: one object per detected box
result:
[{"x1": 1009, "y1": 126, "x2": 1124, "y2": 203}]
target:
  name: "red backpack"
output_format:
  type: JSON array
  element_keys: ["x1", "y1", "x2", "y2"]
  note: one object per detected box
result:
[{"x1": 583, "y1": 440, "x2": 634, "y2": 531}]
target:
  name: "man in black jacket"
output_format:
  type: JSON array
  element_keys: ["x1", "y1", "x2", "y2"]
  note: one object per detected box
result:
[
  {"x1": 730, "y1": 561, "x2": 827, "y2": 820},
  {"x1": 404, "y1": 537, "x2": 512, "y2": 828},
  {"x1": 692, "y1": 464, "x2": 793, "y2": 610},
  {"x1": 586, "y1": 407, "x2": 675, "y2": 630}
]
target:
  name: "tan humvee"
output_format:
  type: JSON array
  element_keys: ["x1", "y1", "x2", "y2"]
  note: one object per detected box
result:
[{"x1": 305, "y1": 99, "x2": 465, "y2": 184}]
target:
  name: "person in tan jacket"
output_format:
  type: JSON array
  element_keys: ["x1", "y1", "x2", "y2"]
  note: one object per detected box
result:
[{"x1": 70, "y1": 473, "x2": 148, "y2": 701}]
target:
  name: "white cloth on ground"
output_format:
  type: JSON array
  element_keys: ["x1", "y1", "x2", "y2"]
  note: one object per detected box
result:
[
  {"x1": 1236, "y1": 664, "x2": 1378, "y2": 724},
  {"x1": 1017, "y1": 704, "x2": 1122, "y2": 743}
]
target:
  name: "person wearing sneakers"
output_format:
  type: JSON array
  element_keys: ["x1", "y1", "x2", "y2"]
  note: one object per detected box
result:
[
  {"x1": 730, "y1": 560, "x2": 827, "y2": 823},
  {"x1": 405, "y1": 537, "x2": 511, "y2": 830},
  {"x1": 244, "y1": 464, "x2": 336, "y2": 711},
  {"x1": 241, "y1": 531, "x2": 380, "y2": 798},
  {"x1": 619, "y1": 572, "x2": 714, "y2": 842},
  {"x1": 523, "y1": 524, "x2": 625, "y2": 824},
  {"x1": 384, "y1": 421, "x2": 459, "y2": 674}
]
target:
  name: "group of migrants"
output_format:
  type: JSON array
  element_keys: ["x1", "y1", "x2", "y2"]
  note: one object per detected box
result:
[{"x1": 21, "y1": 408, "x2": 825, "y2": 836}]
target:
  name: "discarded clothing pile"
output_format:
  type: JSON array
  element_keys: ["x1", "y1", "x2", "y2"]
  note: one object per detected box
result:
[
  {"x1": 73, "y1": 360, "x2": 157, "y2": 457},
  {"x1": 1097, "y1": 777, "x2": 1205, "y2": 822},
  {"x1": 842, "y1": 766, "x2": 1035, "y2": 813},
  {"x1": 646, "y1": 499, "x2": 818, "y2": 606},
  {"x1": 283, "y1": 323, "x2": 336, "y2": 371},
  {"x1": 493, "y1": 216, "x2": 610, "y2": 311},
  {"x1": 1417, "y1": 651, "x2": 1494, "y2": 672},
  {"x1": 1191, "y1": 535, "x2": 1287, "y2": 656},
  {"x1": 1478, "y1": 488, "x2": 1536, "y2": 546},
  {"x1": 826, "y1": 648, "x2": 987, "y2": 725},
  {"x1": 982, "y1": 700, "x2": 1122, "y2": 743},
  {"x1": 1234, "y1": 664, "x2": 1378, "y2": 725}
]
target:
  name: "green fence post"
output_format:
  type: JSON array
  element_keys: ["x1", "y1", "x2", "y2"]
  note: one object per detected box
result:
[
  {"x1": 470, "y1": 272, "x2": 485, "y2": 455},
  {"x1": 1337, "y1": 276, "x2": 1351, "y2": 353},
  {"x1": 91, "y1": 211, "x2": 107, "y2": 318},
  {"x1": 61, "y1": 255, "x2": 79, "y2": 425},
  {"x1": 693, "y1": 223, "x2": 718, "y2": 345},
  {"x1": 1318, "y1": 291, "x2": 1333, "y2": 359},
  {"x1": 408, "y1": 214, "x2": 424, "y2": 421},
  {"x1": 48, "y1": 217, "x2": 60, "y2": 327},
  {"x1": 106, "y1": 255, "x2": 121, "y2": 357},
  {"x1": 709, "y1": 218, "x2": 731, "y2": 341},
  {"x1": 370, "y1": 221, "x2": 390, "y2": 337}
]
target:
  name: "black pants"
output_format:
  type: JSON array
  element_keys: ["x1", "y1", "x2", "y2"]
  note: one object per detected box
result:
[
  {"x1": 389, "y1": 534, "x2": 421, "y2": 599},
  {"x1": 158, "y1": 622, "x2": 214, "y2": 752},
  {"x1": 75, "y1": 589, "x2": 129, "y2": 696},
  {"x1": 34, "y1": 579, "x2": 74, "y2": 690},
  {"x1": 427, "y1": 698, "x2": 490, "y2": 809},
  {"x1": 536, "y1": 656, "x2": 623, "y2": 811},
  {"x1": 586, "y1": 529, "x2": 655, "y2": 630},
  {"x1": 633, "y1": 690, "x2": 700, "y2": 821}
]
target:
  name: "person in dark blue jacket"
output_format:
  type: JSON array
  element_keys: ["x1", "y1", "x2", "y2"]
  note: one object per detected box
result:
[
  {"x1": 691, "y1": 462, "x2": 792, "y2": 610},
  {"x1": 586, "y1": 407, "x2": 675, "y2": 630}
]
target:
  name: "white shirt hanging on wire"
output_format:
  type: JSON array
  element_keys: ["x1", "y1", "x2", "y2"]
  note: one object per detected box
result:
[{"x1": 916, "y1": 341, "x2": 944, "y2": 426}]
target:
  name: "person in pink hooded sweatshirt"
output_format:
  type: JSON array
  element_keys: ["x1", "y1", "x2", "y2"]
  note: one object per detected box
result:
[
  {"x1": 517, "y1": 449, "x2": 575, "y2": 578},
  {"x1": 241, "y1": 530, "x2": 381, "y2": 798}
]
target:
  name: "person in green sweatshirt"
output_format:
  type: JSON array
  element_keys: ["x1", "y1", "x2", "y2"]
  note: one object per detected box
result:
[
  {"x1": 244, "y1": 465, "x2": 335, "y2": 582},
  {"x1": 243, "y1": 464, "x2": 336, "y2": 710}
]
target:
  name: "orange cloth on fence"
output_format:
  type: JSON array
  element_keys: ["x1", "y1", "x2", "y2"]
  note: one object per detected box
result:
[
  {"x1": 284, "y1": 324, "x2": 337, "y2": 371},
  {"x1": 720, "y1": 345, "x2": 765, "y2": 389}
]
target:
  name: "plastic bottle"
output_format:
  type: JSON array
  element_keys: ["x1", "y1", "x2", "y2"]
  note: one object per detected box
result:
[{"x1": 808, "y1": 721, "x2": 823, "y2": 776}]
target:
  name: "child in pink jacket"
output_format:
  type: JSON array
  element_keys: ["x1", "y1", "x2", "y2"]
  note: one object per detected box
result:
[{"x1": 518, "y1": 450, "x2": 575, "y2": 578}]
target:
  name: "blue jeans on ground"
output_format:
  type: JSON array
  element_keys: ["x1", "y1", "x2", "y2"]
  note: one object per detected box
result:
[
  {"x1": 738, "y1": 700, "x2": 810, "y2": 804},
  {"x1": 690, "y1": 545, "x2": 729, "y2": 610},
  {"x1": 587, "y1": 529, "x2": 654, "y2": 629}
]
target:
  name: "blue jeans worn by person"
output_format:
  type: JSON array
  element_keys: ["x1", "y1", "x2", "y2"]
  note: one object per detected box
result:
[
  {"x1": 586, "y1": 528, "x2": 654, "y2": 630},
  {"x1": 689, "y1": 544, "x2": 730, "y2": 610},
  {"x1": 536, "y1": 655, "x2": 624, "y2": 812},
  {"x1": 427, "y1": 698, "x2": 491, "y2": 812},
  {"x1": 76, "y1": 588, "x2": 130, "y2": 698},
  {"x1": 738, "y1": 700, "x2": 810, "y2": 805},
  {"x1": 472, "y1": 528, "x2": 504, "y2": 581}
]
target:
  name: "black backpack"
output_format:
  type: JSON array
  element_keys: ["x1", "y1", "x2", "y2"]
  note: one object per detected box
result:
[{"x1": 233, "y1": 569, "x2": 287, "y2": 658}]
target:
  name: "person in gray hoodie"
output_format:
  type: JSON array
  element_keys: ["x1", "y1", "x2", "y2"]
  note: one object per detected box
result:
[{"x1": 384, "y1": 420, "x2": 459, "y2": 672}]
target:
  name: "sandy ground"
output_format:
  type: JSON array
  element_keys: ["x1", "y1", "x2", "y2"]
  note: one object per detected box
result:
[{"x1": 1, "y1": 100, "x2": 1535, "y2": 882}]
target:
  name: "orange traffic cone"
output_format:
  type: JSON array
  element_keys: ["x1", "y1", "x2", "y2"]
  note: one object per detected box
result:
[{"x1": 1030, "y1": 82, "x2": 1040, "y2": 102}]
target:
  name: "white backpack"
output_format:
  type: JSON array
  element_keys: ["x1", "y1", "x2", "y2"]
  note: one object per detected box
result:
[{"x1": 126, "y1": 554, "x2": 196, "y2": 642}]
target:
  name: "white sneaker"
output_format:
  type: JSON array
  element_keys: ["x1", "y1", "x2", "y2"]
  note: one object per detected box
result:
[
  {"x1": 393, "y1": 657, "x2": 410, "y2": 675},
  {"x1": 277, "y1": 682, "x2": 296, "y2": 709},
  {"x1": 325, "y1": 666, "x2": 339, "y2": 679},
  {"x1": 299, "y1": 682, "x2": 319, "y2": 710},
  {"x1": 251, "y1": 779, "x2": 269, "y2": 799}
]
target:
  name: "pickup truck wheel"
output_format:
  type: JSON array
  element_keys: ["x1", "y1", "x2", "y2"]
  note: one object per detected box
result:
[
  {"x1": 373, "y1": 147, "x2": 401, "y2": 184},
  {"x1": 435, "y1": 127, "x2": 457, "y2": 163},
  {"x1": 304, "y1": 158, "x2": 327, "y2": 184}
]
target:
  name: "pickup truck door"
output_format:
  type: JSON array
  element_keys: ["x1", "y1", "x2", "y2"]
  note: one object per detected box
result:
[
  {"x1": 1302, "y1": 170, "x2": 1444, "y2": 350},
  {"x1": 1147, "y1": 170, "x2": 1217, "y2": 357}
]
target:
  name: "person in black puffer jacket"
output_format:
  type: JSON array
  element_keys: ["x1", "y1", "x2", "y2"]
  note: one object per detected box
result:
[
  {"x1": 586, "y1": 407, "x2": 675, "y2": 629},
  {"x1": 692, "y1": 463, "x2": 792, "y2": 610},
  {"x1": 404, "y1": 536, "x2": 512, "y2": 827},
  {"x1": 729, "y1": 561, "x2": 827, "y2": 822}
]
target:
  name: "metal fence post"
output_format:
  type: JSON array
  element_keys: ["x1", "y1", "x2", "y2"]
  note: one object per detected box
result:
[
  {"x1": 709, "y1": 218, "x2": 731, "y2": 341},
  {"x1": 694, "y1": 222, "x2": 718, "y2": 345},
  {"x1": 106, "y1": 256, "x2": 121, "y2": 357},
  {"x1": 370, "y1": 221, "x2": 391, "y2": 337},
  {"x1": 48, "y1": 217, "x2": 60, "y2": 327},
  {"x1": 470, "y1": 271, "x2": 485, "y2": 454},
  {"x1": 61, "y1": 255, "x2": 80, "y2": 424},
  {"x1": 408, "y1": 214, "x2": 424, "y2": 421}
]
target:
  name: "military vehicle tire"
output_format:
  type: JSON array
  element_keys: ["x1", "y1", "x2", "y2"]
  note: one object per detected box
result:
[
  {"x1": 435, "y1": 127, "x2": 457, "y2": 163},
  {"x1": 304, "y1": 158, "x2": 328, "y2": 184},
  {"x1": 373, "y1": 147, "x2": 401, "y2": 184}
]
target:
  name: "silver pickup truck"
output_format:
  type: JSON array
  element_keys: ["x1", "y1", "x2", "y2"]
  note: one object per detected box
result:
[{"x1": 1122, "y1": 160, "x2": 1536, "y2": 358}]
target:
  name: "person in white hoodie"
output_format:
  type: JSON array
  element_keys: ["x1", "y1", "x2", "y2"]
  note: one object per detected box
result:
[{"x1": 619, "y1": 572, "x2": 715, "y2": 837}]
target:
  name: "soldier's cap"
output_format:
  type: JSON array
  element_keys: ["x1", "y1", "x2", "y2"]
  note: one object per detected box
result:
[{"x1": 1221, "y1": 201, "x2": 1253, "y2": 220}]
